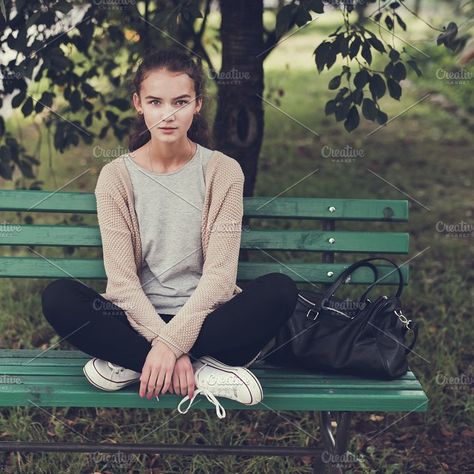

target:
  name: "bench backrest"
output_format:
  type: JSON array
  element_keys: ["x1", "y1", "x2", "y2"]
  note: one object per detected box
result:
[{"x1": 0, "y1": 190, "x2": 409, "y2": 286}]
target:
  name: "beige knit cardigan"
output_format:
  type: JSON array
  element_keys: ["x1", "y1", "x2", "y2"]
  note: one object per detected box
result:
[{"x1": 95, "y1": 150, "x2": 244, "y2": 359}]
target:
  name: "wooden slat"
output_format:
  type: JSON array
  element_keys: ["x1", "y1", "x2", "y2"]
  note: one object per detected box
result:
[
  {"x1": 0, "y1": 257, "x2": 409, "y2": 284},
  {"x1": 0, "y1": 190, "x2": 97, "y2": 213},
  {"x1": 0, "y1": 225, "x2": 409, "y2": 253},
  {"x1": 0, "y1": 190, "x2": 408, "y2": 221},
  {"x1": 242, "y1": 230, "x2": 409, "y2": 253},
  {"x1": 0, "y1": 351, "x2": 427, "y2": 412},
  {"x1": 244, "y1": 197, "x2": 409, "y2": 221},
  {"x1": 0, "y1": 225, "x2": 101, "y2": 247}
]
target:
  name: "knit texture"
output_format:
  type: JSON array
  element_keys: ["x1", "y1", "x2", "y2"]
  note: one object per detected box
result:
[{"x1": 95, "y1": 150, "x2": 244, "y2": 359}]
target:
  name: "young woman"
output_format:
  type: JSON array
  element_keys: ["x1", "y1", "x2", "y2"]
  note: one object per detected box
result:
[{"x1": 41, "y1": 47, "x2": 299, "y2": 419}]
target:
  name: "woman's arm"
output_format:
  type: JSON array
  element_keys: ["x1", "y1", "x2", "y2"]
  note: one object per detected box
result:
[{"x1": 95, "y1": 168, "x2": 167, "y2": 343}]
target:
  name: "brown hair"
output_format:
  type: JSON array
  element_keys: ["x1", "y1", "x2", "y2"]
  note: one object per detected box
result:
[{"x1": 129, "y1": 47, "x2": 213, "y2": 152}]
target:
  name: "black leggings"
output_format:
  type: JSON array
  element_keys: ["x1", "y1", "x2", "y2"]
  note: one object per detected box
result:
[{"x1": 41, "y1": 273, "x2": 298, "y2": 373}]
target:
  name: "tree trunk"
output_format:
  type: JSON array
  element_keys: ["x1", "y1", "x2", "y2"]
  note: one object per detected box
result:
[{"x1": 215, "y1": 0, "x2": 265, "y2": 198}]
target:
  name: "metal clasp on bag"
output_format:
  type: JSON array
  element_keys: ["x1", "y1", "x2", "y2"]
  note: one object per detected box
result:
[
  {"x1": 394, "y1": 309, "x2": 413, "y2": 330},
  {"x1": 305, "y1": 308, "x2": 319, "y2": 321}
]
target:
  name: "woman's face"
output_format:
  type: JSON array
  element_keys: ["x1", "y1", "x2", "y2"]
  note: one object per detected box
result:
[{"x1": 133, "y1": 67, "x2": 202, "y2": 143}]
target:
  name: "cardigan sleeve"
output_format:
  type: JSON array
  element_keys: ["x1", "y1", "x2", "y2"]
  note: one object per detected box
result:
[
  {"x1": 153, "y1": 165, "x2": 245, "y2": 359},
  {"x1": 95, "y1": 172, "x2": 167, "y2": 343}
]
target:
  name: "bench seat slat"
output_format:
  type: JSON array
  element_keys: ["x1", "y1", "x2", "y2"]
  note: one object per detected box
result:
[
  {"x1": 0, "y1": 351, "x2": 427, "y2": 412},
  {"x1": 0, "y1": 191, "x2": 409, "y2": 221},
  {"x1": 0, "y1": 382, "x2": 428, "y2": 412},
  {"x1": 0, "y1": 257, "x2": 409, "y2": 284},
  {"x1": 0, "y1": 225, "x2": 409, "y2": 253},
  {"x1": 1, "y1": 372, "x2": 423, "y2": 390}
]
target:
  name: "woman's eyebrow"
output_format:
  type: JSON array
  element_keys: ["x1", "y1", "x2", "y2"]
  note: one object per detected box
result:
[{"x1": 145, "y1": 94, "x2": 192, "y2": 100}]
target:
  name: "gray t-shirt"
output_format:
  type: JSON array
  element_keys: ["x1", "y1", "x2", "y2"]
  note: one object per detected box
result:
[{"x1": 124, "y1": 143, "x2": 214, "y2": 315}]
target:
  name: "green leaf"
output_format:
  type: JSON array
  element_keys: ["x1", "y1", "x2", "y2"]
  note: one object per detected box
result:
[
  {"x1": 335, "y1": 98, "x2": 351, "y2": 122},
  {"x1": 309, "y1": 0, "x2": 324, "y2": 13},
  {"x1": 295, "y1": 6, "x2": 312, "y2": 27},
  {"x1": 407, "y1": 59, "x2": 422, "y2": 77},
  {"x1": 394, "y1": 13, "x2": 406, "y2": 31},
  {"x1": 344, "y1": 106, "x2": 359, "y2": 132},
  {"x1": 354, "y1": 69, "x2": 370, "y2": 89},
  {"x1": 325, "y1": 100, "x2": 336, "y2": 115},
  {"x1": 276, "y1": 4, "x2": 298, "y2": 38},
  {"x1": 314, "y1": 41, "x2": 330, "y2": 72},
  {"x1": 0, "y1": 145, "x2": 11, "y2": 161},
  {"x1": 368, "y1": 36, "x2": 386, "y2": 54},
  {"x1": 351, "y1": 89, "x2": 363, "y2": 105},
  {"x1": 369, "y1": 74, "x2": 386, "y2": 100},
  {"x1": 39, "y1": 91, "x2": 54, "y2": 108},
  {"x1": 361, "y1": 43, "x2": 372, "y2": 65},
  {"x1": 376, "y1": 110, "x2": 388, "y2": 125},
  {"x1": 387, "y1": 78, "x2": 402, "y2": 100},
  {"x1": 109, "y1": 98, "x2": 130, "y2": 111},
  {"x1": 82, "y1": 83, "x2": 98, "y2": 98},
  {"x1": 70, "y1": 89, "x2": 82, "y2": 112},
  {"x1": 18, "y1": 160, "x2": 35, "y2": 179},
  {"x1": 335, "y1": 87, "x2": 349, "y2": 101},
  {"x1": 384, "y1": 61, "x2": 395, "y2": 78},
  {"x1": 392, "y1": 62, "x2": 406, "y2": 81},
  {"x1": 349, "y1": 36, "x2": 361, "y2": 59},
  {"x1": 437, "y1": 22, "x2": 458, "y2": 47},
  {"x1": 105, "y1": 110, "x2": 118, "y2": 123},
  {"x1": 21, "y1": 96, "x2": 33, "y2": 117},
  {"x1": 325, "y1": 44, "x2": 337, "y2": 69},
  {"x1": 0, "y1": 161, "x2": 12, "y2": 180},
  {"x1": 389, "y1": 48, "x2": 400, "y2": 62},
  {"x1": 362, "y1": 98, "x2": 377, "y2": 120},
  {"x1": 11, "y1": 90, "x2": 26, "y2": 109},
  {"x1": 35, "y1": 100, "x2": 44, "y2": 113},
  {"x1": 328, "y1": 75, "x2": 341, "y2": 90}
]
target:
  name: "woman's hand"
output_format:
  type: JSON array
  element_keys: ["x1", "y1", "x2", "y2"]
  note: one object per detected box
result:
[
  {"x1": 166, "y1": 354, "x2": 196, "y2": 399},
  {"x1": 140, "y1": 340, "x2": 177, "y2": 399}
]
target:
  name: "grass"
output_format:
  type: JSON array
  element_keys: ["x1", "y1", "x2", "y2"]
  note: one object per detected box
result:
[{"x1": 1, "y1": 3, "x2": 473, "y2": 473}]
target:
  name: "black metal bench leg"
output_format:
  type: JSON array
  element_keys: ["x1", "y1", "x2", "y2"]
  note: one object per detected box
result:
[{"x1": 314, "y1": 411, "x2": 352, "y2": 474}]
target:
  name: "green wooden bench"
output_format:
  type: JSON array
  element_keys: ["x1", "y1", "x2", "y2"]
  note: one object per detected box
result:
[{"x1": 0, "y1": 189, "x2": 428, "y2": 473}]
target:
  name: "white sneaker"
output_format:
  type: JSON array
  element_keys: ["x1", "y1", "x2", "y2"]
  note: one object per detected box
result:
[
  {"x1": 177, "y1": 355, "x2": 264, "y2": 419},
  {"x1": 83, "y1": 358, "x2": 141, "y2": 391}
]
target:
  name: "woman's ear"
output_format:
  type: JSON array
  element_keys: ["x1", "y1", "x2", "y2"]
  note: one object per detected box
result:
[
  {"x1": 132, "y1": 92, "x2": 143, "y2": 115},
  {"x1": 195, "y1": 97, "x2": 203, "y2": 115}
]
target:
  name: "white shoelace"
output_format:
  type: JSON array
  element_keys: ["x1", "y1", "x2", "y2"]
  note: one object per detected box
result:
[
  {"x1": 107, "y1": 362, "x2": 125, "y2": 375},
  {"x1": 177, "y1": 388, "x2": 226, "y2": 419}
]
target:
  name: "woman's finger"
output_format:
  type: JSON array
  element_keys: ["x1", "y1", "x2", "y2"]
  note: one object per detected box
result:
[
  {"x1": 179, "y1": 370, "x2": 188, "y2": 396},
  {"x1": 172, "y1": 371, "x2": 180, "y2": 395},
  {"x1": 186, "y1": 367, "x2": 195, "y2": 399},
  {"x1": 148, "y1": 368, "x2": 159, "y2": 400},
  {"x1": 161, "y1": 367, "x2": 173, "y2": 396},
  {"x1": 139, "y1": 365, "x2": 151, "y2": 398},
  {"x1": 154, "y1": 367, "x2": 166, "y2": 398}
]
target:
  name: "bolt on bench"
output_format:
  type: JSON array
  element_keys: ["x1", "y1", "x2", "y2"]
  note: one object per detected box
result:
[{"x1": 0, "y1": 189, "x2": 428, "y2": 473}]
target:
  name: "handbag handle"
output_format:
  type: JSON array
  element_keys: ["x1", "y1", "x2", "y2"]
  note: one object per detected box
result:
[
  {"x1": 356, "y1": 257, "x2": 404, "y2": 304},
  {"x1": 405, "y1": 321, "x2": 418, "y2": 353},
  {"x1": 316, "y1": 260, "x2": 379, "y2": 312}
]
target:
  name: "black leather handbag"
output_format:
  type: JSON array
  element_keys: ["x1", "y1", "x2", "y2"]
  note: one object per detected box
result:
[{"x1": 266, "y1": 257, "x2": 418, "y2": 379}]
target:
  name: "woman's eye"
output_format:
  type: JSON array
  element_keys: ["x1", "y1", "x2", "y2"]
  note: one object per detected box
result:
[
  {"x1": 177, "y1": 100, "x2": 188, "y2": 106},
  {"x1": 150, "y1": 100, "x2": 160, "y2": 105}
]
